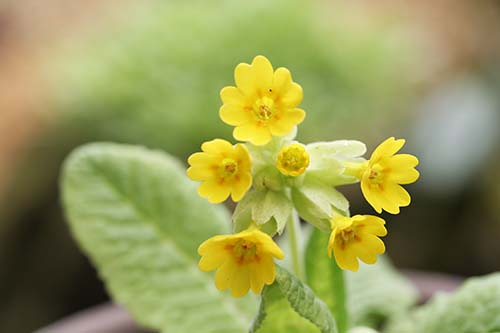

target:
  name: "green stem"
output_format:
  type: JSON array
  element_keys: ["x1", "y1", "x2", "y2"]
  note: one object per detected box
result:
[
  {"x1": 287, "y1": 212, "x2": 304, "y2": 280},
  {"x1": 331, "y1": 259, "x2": 348, "y2": 333}
]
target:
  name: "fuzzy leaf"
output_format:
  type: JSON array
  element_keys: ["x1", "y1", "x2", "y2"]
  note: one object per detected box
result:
[
  {"x1": 345, "y1": 257, "x2": 418, "y2": 328},
  {"x1": 387, "y1": 273, "x2": 500, "y2": 333},
  {"x1": 250, "y1": 265, "x2": 338, "y2": 333},
  {"x1": 59, "y1": 143, "x2": 256, "y2": 333}
]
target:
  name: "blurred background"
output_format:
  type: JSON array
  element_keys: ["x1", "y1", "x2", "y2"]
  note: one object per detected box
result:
[{"x1": 1, "y1": 0, "x2": 499, "y2": 332}]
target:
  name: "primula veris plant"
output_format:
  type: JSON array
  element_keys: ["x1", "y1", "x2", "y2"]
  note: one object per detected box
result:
[
  {"x1": 189, "y1": 55, "x2": 419, "y2": 299},
  {"x1": 59, "y1": 54, "x2": 500, "y2": 333}
]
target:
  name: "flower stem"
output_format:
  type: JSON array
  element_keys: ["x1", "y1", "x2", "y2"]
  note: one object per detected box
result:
[
  {"x1": 331, "y1": 259, "x2": 348, "y2": 333},
  {"x1": 287, "y1": 212, "x2": 304, "y2": 280}
]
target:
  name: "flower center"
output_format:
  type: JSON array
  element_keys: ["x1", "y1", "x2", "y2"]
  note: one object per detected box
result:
[
  {"x1": 276, "y1": 144, "x2": 310, "y2": 176},
  {"x1": 219, "y1": 158, "x2": 238, "y2": 178},
  {"x1": 367, "y1": 163, "x2": 384, "y2": 185},
  {"x1": 252, "y1": 97, "x2": 275, "y2": 121},
  {"x1": 232, "y1": 239, "x2": 258, "y2": 264},
  {"x1": 337, "y1": 228, "x2": 360, "y2": 249}
]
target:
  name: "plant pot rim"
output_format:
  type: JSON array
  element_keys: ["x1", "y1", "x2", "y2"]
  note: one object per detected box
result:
[{"x1": 36, "y1": 270, "x2": 464, "y2": 333}]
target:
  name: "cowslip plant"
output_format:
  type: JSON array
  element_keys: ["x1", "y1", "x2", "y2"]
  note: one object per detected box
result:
[
  {"x1": 188, "y1": 55, "x2": 419, "y2": 301},
  {"x1": 56, "y1": 56, "x2": 500, "y2": 333}
]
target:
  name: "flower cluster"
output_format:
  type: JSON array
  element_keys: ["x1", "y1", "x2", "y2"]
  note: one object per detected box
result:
[{"x1": 188, "y1": 55, "x2": 419, "y2": 296}]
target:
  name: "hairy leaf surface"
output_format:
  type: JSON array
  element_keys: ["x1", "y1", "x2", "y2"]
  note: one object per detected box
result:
[{"x1": 61, "y1": 143, "x2": 256, "y2": 333}]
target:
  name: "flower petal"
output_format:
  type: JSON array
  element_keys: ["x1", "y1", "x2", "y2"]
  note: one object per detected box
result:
[
  {"x1": 361, "y1": 181, "x2": 383, "y2": 214},
  {"x1": 260, "y1": 255, "x2": 276, "y2": 284},
  {"x1": 234, "y1": 144, "x2": 252, "y2": 169},
  {"x1": 361, "y1": 233, "x2": 386, "y2": 254},
  {"x1": 198, "y1": 235, "x2": 230, "y2": 255},
  {"x1": 215, "y1": 260, "x2": 237, "y2": 291},
  {"x1": 186, "y1": 166, "x2": 214, "y2": 181},
  {"x1": 355, "y1": 215, "x2": 387, "y2": 237},
  {"x1": 198, "y1": 250, "x2": 227, "y2": 272},
  {"x1": 234, "y1": 63, "x2": 254, "y2": 95},
  {"x1": 280, "y1": 82, "x2": 303, "y2": 107},
  {"x1": 269, "y1": 108, "x2": 305, "y2": 136},
  {"x1": 390, "y1": 168, "x2": 420, "y2": 185},
  {"x1": 272, "y1": 67, "x2": 292, "y2": 96},
  {"x1": 230, "y1": 172, "x2": 252, "y2": 202},
  {"x1": 333, "y1": 242, "x2": 359, "y2": 272},
  {"x1": 220, "y1": 86, "x2": 246, "y2": 105},
  {"x1": 385, "y1": 184, "x2": 411, "y2": 208},
  {"x1": 285, "y1": 108, "x2": 305, "y2": 124},
  {"x1": 201, "y1": 139, "x2": 233, "y2": 154},
  {"x1": 351, "y1": 240, "x2": 378, "y2": 265},
  {"x1": 371, "y1": 137, "x2": 405, "y2": 162},
  {"x1": 198, "y1": 180, "x2": 230, "y2": 203},
  {"x1": 252, "y1": 55, "x2": 273, "y2": 92},
  {"x1": 387, "y1": 154, "x2": 420, "y2": 184},
  {"x1": 250, "y1": 263, "x2": 265, "y2": 294},
  {"x1": 230, "y1": 264, "x2": 250, "y2": 297},
  {"x1": 269, "y1": 117, "x2": 296, "y2": 136},
  {"x1": 257, "y1": 236, "x2": 285, "y2": 260},
  {"x1": 187, "y1": 152, "x2": 218, "y2": 167},
  {"x1": 233, "y1": 124, "x2": 272, "y2": 146},
  {"x1": 219, "y1": 104, "x2": 251, "y2": 126}
]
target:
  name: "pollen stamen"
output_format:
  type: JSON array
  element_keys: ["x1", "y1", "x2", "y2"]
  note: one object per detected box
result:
[
  {"x1": 219, "y1": 158, "x2": 239, "y2": 179},
  {"x1": 252, "y1": 97, "x2": 275, "y2": 121},
  {"x1": 233, "y1": 239, "x2": 258, "y2": 264}
]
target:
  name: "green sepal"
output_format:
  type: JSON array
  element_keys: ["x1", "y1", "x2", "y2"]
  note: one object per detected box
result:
[
  {"x1": 291, "y1": 176, "x2": 349, "y2": 230},
  {"x1": 250, "y1": 265, "x2": 338, "y2": 333},
  {"x1": 306, "y1": 140, "x2": 366, "y2": 186},
  {"x1": 233, "y1": 189, "x2": 292, "y2": 235},
  {"x1": 233, "y1": 205, "x2": 278, "y2": 237},
  {"x1": 253, "y1": 166, "x2": 284, "y2": 191}
]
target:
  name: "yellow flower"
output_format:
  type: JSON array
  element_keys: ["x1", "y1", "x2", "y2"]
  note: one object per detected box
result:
[
  {"x1": 219, "y1": 55, "x2": 305, "y2": 146},
  {"x1": 327, "y1": 215, "x2": 387, "y2": 272},
  {"x1": 198, "y1": 227, "x2": 285, "y2": 297},
  {"x1": 359, "y1": 137, "x2": 420, "y2": 214},
  {"x1": 187, "y1": 139, "x2": 252, "y2": 203},
  {"x1": 276, "y1": 143, "x2": 310, "y2": 176}
]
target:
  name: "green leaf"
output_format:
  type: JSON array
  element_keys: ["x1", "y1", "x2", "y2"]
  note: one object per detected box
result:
[
  {"x1": 345, "y1": 256, "x2": 418, "y2": 328},
  {"x1": 305, "y1": 228, "x2": 418, "y2": 330},
  {"x1": 387, "y1": 273, "x2": 500, "y2": 333},
  {"x1": 250, "y1": 265, "x2": 338, "y2": 333},
  {"x1": 60, "y1": 143, "x2": 257, "y2": 333}
]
